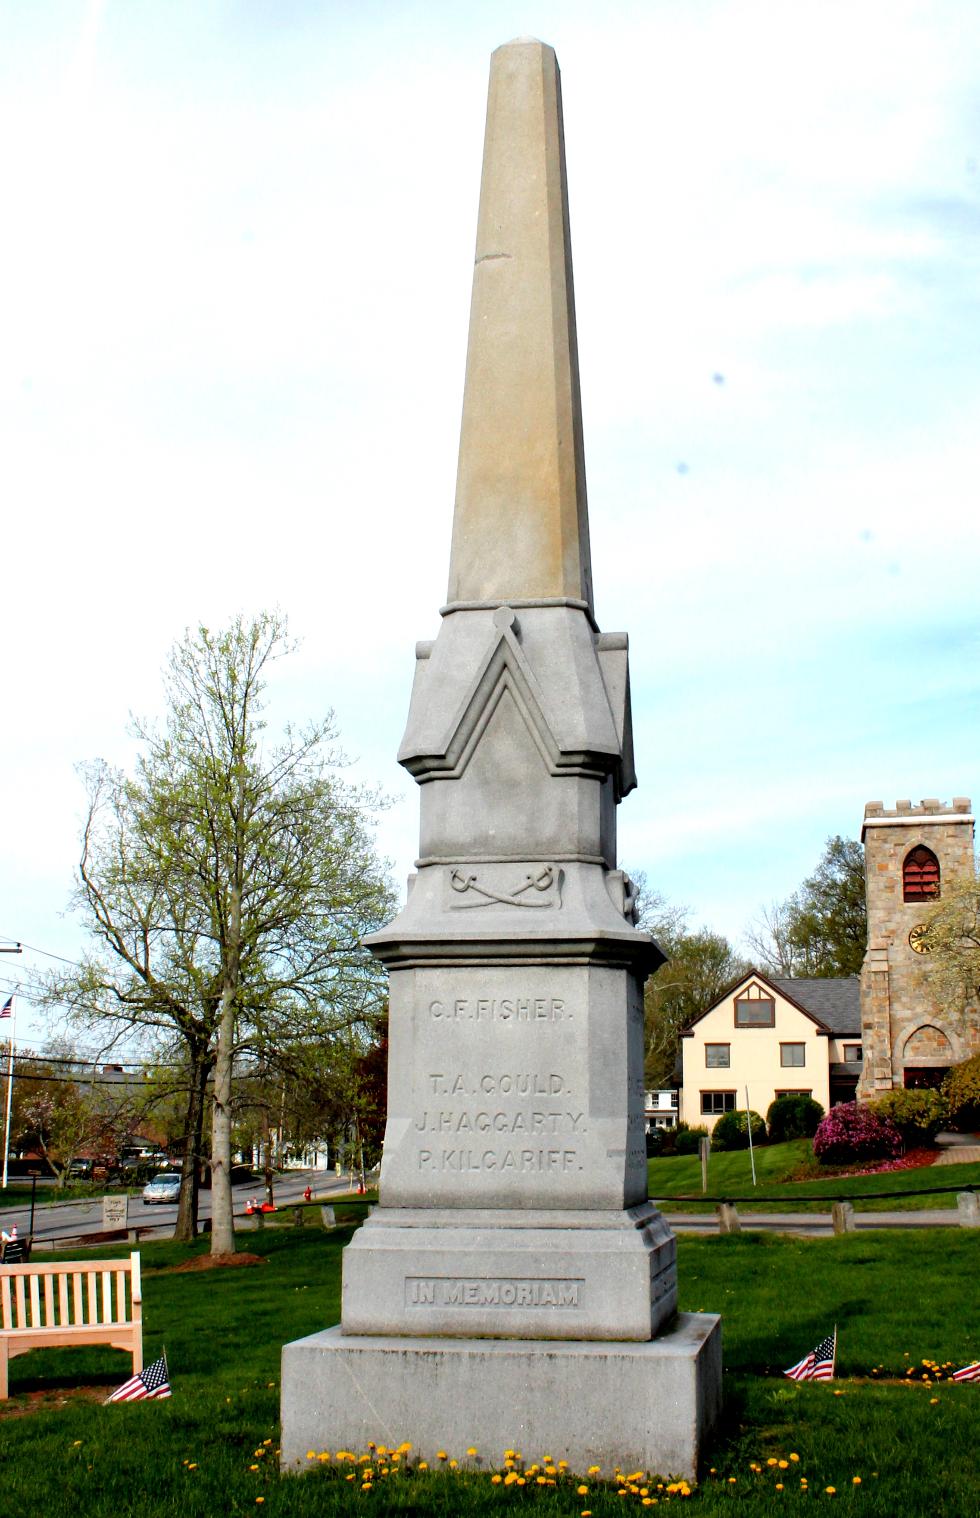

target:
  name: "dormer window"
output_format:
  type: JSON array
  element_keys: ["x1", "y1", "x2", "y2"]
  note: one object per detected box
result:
[{"x1": 903, "y1": 846, "x2": 940, "y2": 901}]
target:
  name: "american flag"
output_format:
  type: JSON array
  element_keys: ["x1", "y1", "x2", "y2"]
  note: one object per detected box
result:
[
  {"x1": 952, "y1": 1362, "x2": 980, "y2": 1383},
  {"x1": 0, "y1": 997, "x2": 12, "y2": 1018},
  {"x1": 784, "y1": 1330, "x2": 836, "y2": 1382},
  {"x1": 105, "y1": 1352, "x2": 171, "y2": 1403}
]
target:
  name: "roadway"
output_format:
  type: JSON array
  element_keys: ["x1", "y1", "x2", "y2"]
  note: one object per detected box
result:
[{"x1": 0, "y1": 1170, "x2": 358, "y2": 1248}]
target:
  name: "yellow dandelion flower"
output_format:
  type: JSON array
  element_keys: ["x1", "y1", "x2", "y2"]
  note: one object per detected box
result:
[
  {"x1": 449, "y1": 1458, "x2": 459, "y2": 1469},
  {"x1": 491, "y1": 1474, "x2": 503, "y2": 1485},
  {"x1": 249, "y1": 1464, "x2": 259, "y2": 1472},
  {"x1": 778, "y1": 1460, "x2": 788, "y2": 1470},
  {"x1": 504, "y1": 1472, "x2": 519, "y2": 1486},
  {"x1": 559, "y1": 1460, "x2": 569, "y2": 1470},
  {"x1": 588, "y1": 1465, "x2": 601, "y2": 1476},
  {"x1": 930, "y1": 1397, "x2": 939, "y2": 1405},
  {"x1": 398, "y1": 1442, "x2": 412, "y2": 1453},
  {"x1": 516, "y1": 1477, "x2": 526, "y2": 1486},
  {"x1": 466, "y1": 1447, "x2": 478, "y2": 1457},
  {"x1": 263, "y1": 1439, "x2": 272, "y2": 1446},
  {"x1": 582, "y1": 1511, "x2": 593, "y2": 1517},
  {"x1": 775, "y1": 1482, "x2": 784, "y2": 1491},
  {"x1": 577, "y1": 1485, "x2": 589, "y2": 1495},
  {"x1": 361, "y1": 1481, "x2": 373, "y2": 1492},
  {"x1": 306, "y1": 1451, "x2": 316, "y2": 1460},
  {"x1": 418, "y1": 1461, "x2": 428, "y2": 1472},
  {"x1": 537, "y1": 1476, "x2": 548, "y2": 1486},
  {"x1": 504, "y1": 1449, "x2": 515, "y2": 1459},
  {"x1": 825, "y1": 1486, "x2": 836, "y2": 1495},
  {"x1": 187, "y1": 1464, "x2": 198, "y2": 1471},
  {"x1": 728, "y1": 1477, "x2": 737, "y2": 1484},
  {"x1": 767, "y1": 1458, "x2": 778, "y2": 1467},
  {"x1": 72, "y1": 1442, "x2": 83, "y2": 1449},
  {"x1": 853, "y1": 1476, "x2": 862, "y2": 1485},
  {"x1": 789, "y1": 1454, "x2": 799, "y2": 1463},
  {"x1": 437, "y1": 1451, "x2": 448, "y2": 1461},
  {"x1": 317, "y1": 1453, "x2": 330, "y2": 1463}
]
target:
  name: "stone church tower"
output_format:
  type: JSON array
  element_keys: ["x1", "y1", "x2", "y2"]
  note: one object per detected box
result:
[{"x1": 858, "y1": 797, "x2": 977, "y2": 1098}]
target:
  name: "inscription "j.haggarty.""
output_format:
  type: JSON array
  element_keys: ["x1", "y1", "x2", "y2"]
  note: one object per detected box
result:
[{"x1": 406, "y1": 1277, "x2": 582, "y2": 1308}]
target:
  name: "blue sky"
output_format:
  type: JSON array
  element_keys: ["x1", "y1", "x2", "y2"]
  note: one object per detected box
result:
[{"x1": 1, "y1": 1, "x2": 978, "y2": 1046}]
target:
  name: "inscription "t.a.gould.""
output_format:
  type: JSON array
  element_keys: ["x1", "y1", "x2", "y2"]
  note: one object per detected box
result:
[{"x1": 406, "y1": 1276, "x2": 582, "y2": 1308}]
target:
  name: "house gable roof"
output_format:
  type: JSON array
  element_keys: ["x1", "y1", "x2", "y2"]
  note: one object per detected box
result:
[
  {"x1": 772, "y1": 977, "x2": 861, "y2": 1037},
  {"x1": 679, "y1": 966, "x2": 859, "y2": 1037}
]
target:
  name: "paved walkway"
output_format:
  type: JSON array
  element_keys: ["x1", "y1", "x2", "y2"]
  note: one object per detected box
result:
[{"x1": 934, "y1": 1145, "x2": 980, "y2": 1164}]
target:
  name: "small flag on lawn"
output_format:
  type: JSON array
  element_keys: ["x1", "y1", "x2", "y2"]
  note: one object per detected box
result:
[
  {"x1": 106, "y1": 1352, "x2": 171, "y2": 1403},
  {"x1": 0, "y1": 997, "x2": 12, "y2": 1018},
  {"x1": 784, "y1": 1329, "x2": 836, "y2": 1381},
  {"x1": 951, "y1": 1361, "x2": 980, "y2": 1383}
]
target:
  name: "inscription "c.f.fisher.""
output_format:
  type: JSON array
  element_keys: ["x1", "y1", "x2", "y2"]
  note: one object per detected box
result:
[{"x1": 429, "y1": 997, "x2": 566, "y2": 1022}]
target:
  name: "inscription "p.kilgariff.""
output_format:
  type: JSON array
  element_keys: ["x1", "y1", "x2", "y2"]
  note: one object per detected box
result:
[
  {"x1": 418, "y1": 1147, "x2": 580, "y2": 1172},
  {"x1": 406, "y1": 1276, "x2": 582, "y2": 1308}
]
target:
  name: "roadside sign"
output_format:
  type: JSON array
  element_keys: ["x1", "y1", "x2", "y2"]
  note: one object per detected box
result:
[{"x1": 102, "y1": 1195, "x2": 128, "y2": 1230}]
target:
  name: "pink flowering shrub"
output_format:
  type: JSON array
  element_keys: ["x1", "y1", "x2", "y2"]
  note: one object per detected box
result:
[{"x1": 812, "y1": 1102, "x2": 903, "y2": 1165}]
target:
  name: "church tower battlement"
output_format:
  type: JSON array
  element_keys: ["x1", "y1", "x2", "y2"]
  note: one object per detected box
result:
[{"x1": 858, "y1": 797, "x2": 976, "y2": 1098}]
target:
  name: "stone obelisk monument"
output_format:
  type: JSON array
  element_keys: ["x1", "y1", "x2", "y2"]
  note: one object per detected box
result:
[{"x1": 281, "y1": 38, "x2": 720, "y2": 1478}]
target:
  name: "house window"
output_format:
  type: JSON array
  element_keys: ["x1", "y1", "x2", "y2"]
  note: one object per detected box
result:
[
  {"x1": 843, "y1": 1043, "x2": 862, "y2": 1062},
  {"x1": 735, "y1": 997, "x2": 774, "y2": 1027},
  {"x1": 903, "y1": 846, "x2": 940, "y2": 902},
  {"x1": 701, "y1": 1091, "x2": 736, "y2": 1115},
  {"x1": 705, "y1": 1044, "x2": 731, "y2": 1068},
  {"x1": 780, "y1": 1043, "x2": 806, "y2": 1068},
  {"x1": 775, "y1": 1089, "x2": 812, "y2": 1099}
]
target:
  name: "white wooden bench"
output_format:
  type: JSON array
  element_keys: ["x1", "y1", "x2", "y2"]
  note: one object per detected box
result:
[{"x1": 0, "y1": 1250, "x2": 143, "y2": 1398}]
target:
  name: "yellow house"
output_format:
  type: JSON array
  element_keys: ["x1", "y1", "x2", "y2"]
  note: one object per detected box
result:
[{"x1": 679, "y1": 970, "x2": 862, "y2": 1132}]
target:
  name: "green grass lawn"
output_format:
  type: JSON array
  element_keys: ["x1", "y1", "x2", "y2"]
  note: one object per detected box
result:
[
  {"x1": 649, "y1": 1140, "x2": 980, "y2": 1212},
  {"x1": 1, "y1": 1222, "x2": 978, "y2": 1516}
]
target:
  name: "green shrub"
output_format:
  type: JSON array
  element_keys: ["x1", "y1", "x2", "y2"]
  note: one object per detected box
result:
[
  {"x1": 711, "y1": 1109, "x2": 766, "y2": 1152},
  {"x1": 766, "y1": 1094, "x2": 824, "y2": 1142},
  {"x1": 870, "y1": 1087, "x2": 946, "y2": 1145},
  {"x1": 943, "y1": 1053, "x2": 980, "y2": 1133},
  {"x1": 672, "y1": 1123, "x2": 709, "y2": 1156}
]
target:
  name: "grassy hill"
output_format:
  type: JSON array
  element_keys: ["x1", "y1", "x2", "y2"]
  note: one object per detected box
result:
[{"x1": 649, "y1": 1139, "x2": 980, "y2": 1212}]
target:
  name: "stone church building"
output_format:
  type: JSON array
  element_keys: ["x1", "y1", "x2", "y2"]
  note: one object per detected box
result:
[
  {"x1": 857, "y1": 796, "x2": 977, "y2": 1096},
  {"x1": 676, "y1": 796, "x2": 978, "y2": 1130}
]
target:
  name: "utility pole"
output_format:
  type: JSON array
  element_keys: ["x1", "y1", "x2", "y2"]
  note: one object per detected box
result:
[{"x1": 1, "y1": 945, "x2": 24, "y2": 1191}]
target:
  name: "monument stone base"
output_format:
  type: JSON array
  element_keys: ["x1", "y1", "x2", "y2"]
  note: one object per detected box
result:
[
  {"x1": 341, "y1": 1203, "x2": 677, "y2": 1340},
  {"x1": 280, "y1": 1313, "x2": 722, "y2": 1482}
]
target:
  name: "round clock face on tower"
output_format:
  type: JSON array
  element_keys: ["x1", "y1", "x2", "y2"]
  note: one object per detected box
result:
[{"x1": 908, "y1": 924, "x2": 932, "y2": 954}]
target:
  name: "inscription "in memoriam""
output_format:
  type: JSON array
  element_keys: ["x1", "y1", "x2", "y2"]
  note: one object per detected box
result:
[{"x1": 406, "y1": 1276, "x2": 582, "y2": 1308}]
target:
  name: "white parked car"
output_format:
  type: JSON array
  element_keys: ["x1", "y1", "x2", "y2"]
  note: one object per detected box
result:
[{"x1": 142, "y1": 1172, "x2": 182, "y2": 1205}]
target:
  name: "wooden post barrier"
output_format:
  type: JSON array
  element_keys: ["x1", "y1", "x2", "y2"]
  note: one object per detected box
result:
[
  {"x1": 831, "y1": 1201, "x2": 856, "y2": 1234},
  {"x1": 957, "y1": 1192, "x2": 980, "y2": 1228}
]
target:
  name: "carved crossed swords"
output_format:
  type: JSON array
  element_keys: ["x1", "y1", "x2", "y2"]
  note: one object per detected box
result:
[{"x1": 450, "y1": 864, "x2": 558, "y2": 908}]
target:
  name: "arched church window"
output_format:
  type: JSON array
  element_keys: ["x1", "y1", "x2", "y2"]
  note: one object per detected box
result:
[{"x1": 903, "y1": 845, "x2": 940, "y2": 901}]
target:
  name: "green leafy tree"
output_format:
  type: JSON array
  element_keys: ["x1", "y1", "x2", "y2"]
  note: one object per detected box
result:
[
  {"x1": 746, "y1": 836, "x2": 866, "y2": 978},
  {"x1": 914, "y1": 872, "x2": 980, "y2": 1015},
  {"x1": 34, "y1": 614, "x2": 393, "y2": 1250},
  {"x1": 641, "y1": 901, "x2": 748, "y2": 1090}
]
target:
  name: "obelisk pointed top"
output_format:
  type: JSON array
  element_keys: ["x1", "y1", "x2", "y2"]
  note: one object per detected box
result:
[{"x1": 446, "y1": 39, "x2": 594, "y2": 615}]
